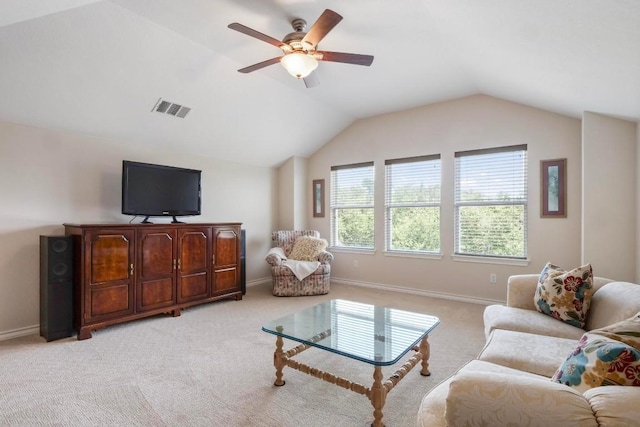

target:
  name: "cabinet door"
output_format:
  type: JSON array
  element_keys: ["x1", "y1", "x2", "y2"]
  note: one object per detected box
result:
[
  {"x1": 84, "y1": 229, "x2": 136, "y2": 322},
  {"x1": 177, "y1": 227, "x2": 211, "y2": 303},
  {"x1": 212, "y1": 226, "x2": 240, "y2": 294},
  {"x1": 136, "y1": 228, "x2": 176, "y2": 312}
]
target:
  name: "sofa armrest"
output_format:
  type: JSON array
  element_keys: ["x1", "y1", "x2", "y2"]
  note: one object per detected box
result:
[
  {"x1": 265, "y1": 247, "x2": 285, "y2": 266},
  {"x1": 506, "y1": 274, "x2": 540, "y2": 309},
  {"x1": 445, "y1": 371, "x2": 598, "y2": 427},
  {"x1": 317, "y1": 250, "x2": 333, "y2": 265}
]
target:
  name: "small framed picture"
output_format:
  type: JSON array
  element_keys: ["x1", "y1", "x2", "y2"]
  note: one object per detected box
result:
[
  {"x1": 313, "y1": 179, "x2": 325, "y2": 218},
  {"x1": 541, "y1": 159, "x2": 567, "y2": 218}
]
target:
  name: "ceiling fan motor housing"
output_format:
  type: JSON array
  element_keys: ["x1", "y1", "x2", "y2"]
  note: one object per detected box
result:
[{"x1": 283, "y1": 19, "x2": 311, "y2": 52}]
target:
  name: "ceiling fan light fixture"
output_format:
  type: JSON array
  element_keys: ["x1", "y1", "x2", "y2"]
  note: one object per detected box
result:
[{"x1": 280, "y1": 52, "x2": 318, "y2": 79}]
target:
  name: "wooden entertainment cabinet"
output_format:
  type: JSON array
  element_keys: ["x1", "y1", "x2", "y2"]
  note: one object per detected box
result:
[{"x1": 64, "y1": 222, "x2": 242, "y2": 340}]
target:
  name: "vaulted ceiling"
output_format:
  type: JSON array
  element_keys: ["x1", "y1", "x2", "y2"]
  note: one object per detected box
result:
[{"x1": 1, "y1": 1, "x2": 638, "y2": 167}]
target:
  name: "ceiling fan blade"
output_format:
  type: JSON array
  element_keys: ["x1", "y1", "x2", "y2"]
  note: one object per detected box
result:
[
  {"x1": 317, "y1": 51, "x2": 374, "y2": 66},
  {"x1": 237, "y1": 57, "x2": 282, "y2": 74},
  {"x1": 303, "y1": 72, "x2": 320, "y2": 88},
  {"x1": 228, "y1": 23, "x2": 284, "y2": 48},
  {"x1": 302, "y1": 9, "x2": 343, "y2": 48}
]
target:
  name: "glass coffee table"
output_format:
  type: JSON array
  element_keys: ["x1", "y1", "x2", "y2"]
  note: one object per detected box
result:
[{"x1": 262, "y1": 299, "x2": 440, "y2": 427}]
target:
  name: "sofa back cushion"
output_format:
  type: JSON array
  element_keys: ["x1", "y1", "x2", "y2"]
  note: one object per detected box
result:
[{"x1": 586, "y1": 282, "x2": 640, "y2": 331}]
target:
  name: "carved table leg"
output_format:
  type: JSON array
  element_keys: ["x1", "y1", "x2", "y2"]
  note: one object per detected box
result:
[
  {"x1": 274, "y1": 329, "x2": 286, "y2": 386},
  {"x1": 370, "y1": 366, "x2": 387, "y2": 427},
  {"x1": 419, "y1": 335, "x2": 431, "y2": 376}
]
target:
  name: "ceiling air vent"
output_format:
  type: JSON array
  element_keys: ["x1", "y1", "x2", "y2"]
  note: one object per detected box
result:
[{"x1": 152, "y1": 98, "x2": 191, "y2": 119}]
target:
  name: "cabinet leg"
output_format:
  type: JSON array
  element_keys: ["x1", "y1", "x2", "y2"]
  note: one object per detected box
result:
[
  {"x1": 172, "y1": 309, "x2": 181, "y2": 317},
  {"x1": 77, "y1": 327, "x2": 92, "y2": 340}
]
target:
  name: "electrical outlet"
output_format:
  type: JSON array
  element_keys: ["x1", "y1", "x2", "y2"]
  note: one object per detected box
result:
[
  {"x1": 490, "y1": 273, "x2": 497, "y2": 284},
  {"x1": 353, "y1": 260, "x2": 359, "y2": 268}
]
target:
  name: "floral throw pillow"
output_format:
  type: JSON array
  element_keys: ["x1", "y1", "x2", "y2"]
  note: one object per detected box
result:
[
  {"x1": 552, "y1": 312, "x2": 640, "y2": 392},
  {"x1": 534, "y1": 262, "x2": 594, "y2": 328},
  {"x1": 288, "y1": 236, "x2": 328, "y2": 261}
]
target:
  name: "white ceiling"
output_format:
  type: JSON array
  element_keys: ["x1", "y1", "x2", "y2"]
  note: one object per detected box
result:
[{"x1": 0, "y1": 0, "x2": 638, "y2": 167}]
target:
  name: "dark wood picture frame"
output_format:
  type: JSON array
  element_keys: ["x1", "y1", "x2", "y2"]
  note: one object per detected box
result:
[
  {"x1": 313, "y1": 179, "x2": 325, "y2": 218},
  {"x1": 541, "y1": 159, "x2": 567, "y2": 218}
]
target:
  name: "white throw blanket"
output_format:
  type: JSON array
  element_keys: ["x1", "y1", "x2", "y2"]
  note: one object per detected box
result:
[
  {"x1": 282, "y1": 259, "x2": 321, "y2": 281},
  {"x1": 266, "y1": 247, "x2": 320, "y2": 281}
]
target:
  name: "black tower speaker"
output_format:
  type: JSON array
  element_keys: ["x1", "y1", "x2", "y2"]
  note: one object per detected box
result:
[
  {"x1": 40, "y1": 235, "x2": 74, "y2": 341},
  {"x1": 240, "y1": 229, "x2": 246, "y2": 295}
]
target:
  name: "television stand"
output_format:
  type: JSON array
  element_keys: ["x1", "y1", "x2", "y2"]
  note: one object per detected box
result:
[
  {"x1": 63, "y1": 222, "x2": 243, "y2": 340},
  {"x1": 139, "y1": 216, "x2": 184, "y2": 224}
]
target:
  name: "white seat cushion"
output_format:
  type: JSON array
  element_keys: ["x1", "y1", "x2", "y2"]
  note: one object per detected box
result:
[
  {"x1": 484, "y1": 304, "x2": 585, "y2": 340},
  {"x1": 478, "y1": 329, "x2": 578, "y2": 377}
]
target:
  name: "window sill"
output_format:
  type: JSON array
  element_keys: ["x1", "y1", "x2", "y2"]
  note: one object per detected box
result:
[
  {"x1": 451, "y1": 254, "x2": 529, "y2": 267},
  {"x1": 384, "y1": 251, "x2": 443, "y2": 260},
  {"x1": 329, "y1": 247, "x2": 376, "y2": 255}
]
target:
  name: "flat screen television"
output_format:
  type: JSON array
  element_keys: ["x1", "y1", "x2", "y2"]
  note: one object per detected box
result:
[{"x1": 122, "y1": 160, "x2": 201, "y2": 223}]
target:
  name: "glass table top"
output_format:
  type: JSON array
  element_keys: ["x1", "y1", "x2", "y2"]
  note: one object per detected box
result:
[{"x1": 262, "y1": 299, "x2": 440, "y2": 366}]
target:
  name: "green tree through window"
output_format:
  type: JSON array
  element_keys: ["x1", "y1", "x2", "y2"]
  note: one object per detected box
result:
[
  {"x1": 330, "y1": 163, "x2": 375, "y2": 248},
  {"x1": 385, "y1": 155, "x2": 441, "y2": 252}
]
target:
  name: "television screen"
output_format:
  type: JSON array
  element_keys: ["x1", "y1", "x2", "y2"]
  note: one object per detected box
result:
[{"x1": 122, "y1": 161, "x2": 201, "y2": 221}]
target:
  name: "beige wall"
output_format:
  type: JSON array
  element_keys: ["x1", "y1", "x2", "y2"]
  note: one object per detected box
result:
[
  {"x1": 308, "y1": 95, "x2": 584, "y2": 302},
  {"x1": 278, "y1": 158, "x2": 295, "y2": 229},
  {"x1": 277, "y1": 156, "x2": 308, "y2": 230},
  {"x1": 582, "y1": 112, "x2": 637, "y2": 281},
  {"x1": 0, "y1": 120, "x2": 276, "y2": 339},
  {"x1": 638, "y1": 122, "x2": 640, "y2": 282}
]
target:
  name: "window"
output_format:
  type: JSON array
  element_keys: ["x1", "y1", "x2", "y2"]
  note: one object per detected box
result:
[
  {"x1": 454, "y1": 145, "x2": 528, "y2": 258},
  {"x1": 385, "y1": 155, "x2": 441, "y2": 253},
  {"x1": 330, "y1": 162, "x2": 374, "y2": 249}
]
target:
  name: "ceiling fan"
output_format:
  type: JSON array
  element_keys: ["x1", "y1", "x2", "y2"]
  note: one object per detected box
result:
[{"x1": 228, "y1": 9, "x2": 374, "y2": 88}]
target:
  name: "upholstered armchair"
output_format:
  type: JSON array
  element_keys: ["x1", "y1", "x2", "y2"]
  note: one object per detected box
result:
[{"x1": 266, "y1": 230, "x2": 333, "y2": 296}]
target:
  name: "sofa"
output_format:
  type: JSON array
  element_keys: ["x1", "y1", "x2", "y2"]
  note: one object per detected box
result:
[{"x1": 417, "y1": 273, "x2": 640, "y2": 427}]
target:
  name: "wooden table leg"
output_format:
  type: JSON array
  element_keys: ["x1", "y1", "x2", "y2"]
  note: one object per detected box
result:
[
  {"x1": 419, "y1": 335, "x2": 431, "y2": 376},
  {"x1": 274, "y1": 329, "x2": 286, "y2": 386},
  {"x1": 370, "y1": 366, "x2": 386, "y2": 427}
]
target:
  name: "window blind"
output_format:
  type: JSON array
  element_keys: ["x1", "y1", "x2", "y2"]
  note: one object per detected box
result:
[
  {"x1": 384, "y1": 155, "x2": 441, "y2": 252},
  {"x1": 454, "y1": 145, "x2": 528, "y2": 258},
  {"x1": 330, "y1": 162, "x2": 375, "y2": 248}
]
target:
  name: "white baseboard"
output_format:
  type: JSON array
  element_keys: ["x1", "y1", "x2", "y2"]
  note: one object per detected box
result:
[
  {"x1": 247, "y1": 277, "x2": 272, "y2": 288},
  {"x1": 331, "y1": 277, "x2": 505, "y2": 306},
  {"x1": 252, "y1": 275, "x2": 504, "y2": 305},
  {"x1": 0, "y1": 324, "x2": 39, "y2": 342}
]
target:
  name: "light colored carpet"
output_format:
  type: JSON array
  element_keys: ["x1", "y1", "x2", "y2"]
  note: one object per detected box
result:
[{"x1": 0, "y1": 282, "x2": 487, "y2": 426}]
